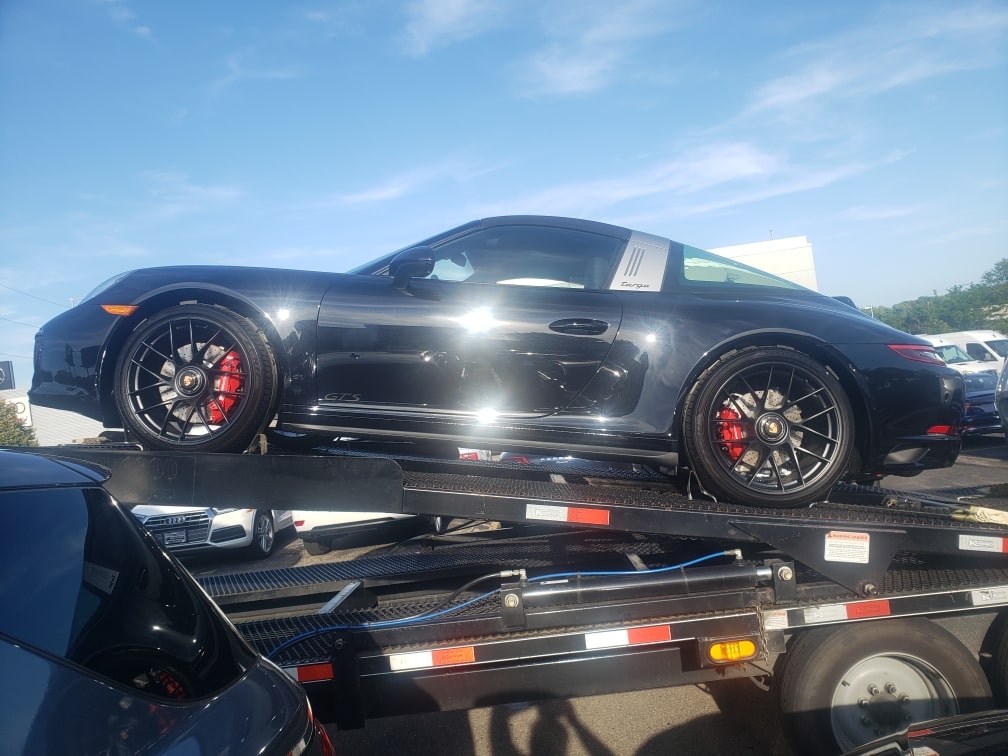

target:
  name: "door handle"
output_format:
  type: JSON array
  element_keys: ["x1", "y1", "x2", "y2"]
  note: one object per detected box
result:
[{"x1": 548, "y1": 318, "x2": 610, "y2": 336}]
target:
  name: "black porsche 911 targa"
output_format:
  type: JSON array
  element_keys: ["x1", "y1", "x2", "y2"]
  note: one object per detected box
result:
[{"x1": 30, "y1": 216, "x2": 964, "y2": 507}]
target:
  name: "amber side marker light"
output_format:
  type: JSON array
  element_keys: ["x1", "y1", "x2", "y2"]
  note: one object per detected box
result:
[
  {"x1": 706, "y1": 639, "x2": 758, "y2": 663},
  {"x1": 101, "y1": 304, "x2": 139, "y2": 317}
]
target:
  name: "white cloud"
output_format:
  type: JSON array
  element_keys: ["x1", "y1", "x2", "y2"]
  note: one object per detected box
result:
[
  {"x1": 140, "y1": 172, "x2": 244, "y2": 219},
  {"x1": 475, "y1": 142, "x2": 800, "y2": 219},
  {"x1": 516, "y1": 0, "x2": 688, "y2": 96},
  {"x1": 208, "y1": 52, "x2": 305, "y2": 94},
  {"x1": 323, "y1": 159, "x2": 505, "y2": 205},
  {"x1": 745, "y1": 3, "x2": 1008, "y2": 118},
  {"x1": 402, "y1": 0, "x2": 508, "y2": 56},
  {"x1": 96, "y1": 0, "x2": 152, "y2": 39},
  {"x1": 839, "y1": 205, "x2": 919, "y2": 222}
]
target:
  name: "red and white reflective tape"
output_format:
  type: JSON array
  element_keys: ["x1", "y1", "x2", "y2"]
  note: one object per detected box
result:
[
  {"x1": 525, "y1": 503, "x2": 610, "y2": 526},
  {"x1": 764, "y1": 599, "x2": 892, "y2": 630},
  {"x1": 584, "y1": 624, "x2": 672, "y2": 650},
  {"x1": 959, "y1": 534, "x2": 1008, "y2": 554},
  {"x1": 388, "y1": 645, "x2": 477, "y2": 671},
  {"x1": 282, "y1": 662, "x2": 334, "y2": 683}
]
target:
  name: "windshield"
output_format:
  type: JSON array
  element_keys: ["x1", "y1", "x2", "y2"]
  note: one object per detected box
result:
[
  {"x1": 985, "y1": 339, "x2": 1008, "y2": 358},
  {"x1": 934, "y1": 344, "x2": 976, "y2": 365}
]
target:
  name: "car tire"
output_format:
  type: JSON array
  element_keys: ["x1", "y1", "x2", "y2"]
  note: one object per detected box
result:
[
  {"x1": 682, "y1": 346, "x2": 853, "y2": 508},
  {"x1": 248, "y1": 510, "x2": 275, "y2": 559},
  {"x1": 302, "y1": 539, "x2": 332, "y2": 556},
  {"x1": 775, "y1": 618, "x2": 993, "y2": 754},
  {"x1": 114, "y1": 304, "x2": 278, "y2": 453}
]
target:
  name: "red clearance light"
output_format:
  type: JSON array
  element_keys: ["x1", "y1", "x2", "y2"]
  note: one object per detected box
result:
[
  {"x1": 925, "y1": 425, "x2": 955, "y2": 436},
  {"x1": 887, "y1": 344, "x2": 945, "y2": 366}
]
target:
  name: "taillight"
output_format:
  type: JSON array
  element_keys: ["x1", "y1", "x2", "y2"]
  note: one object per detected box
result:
[
  {"x1": 887, "y1": 344, "x2": 945, "y2": 366},
  {"x1": 458, "y1": 451, "x2": 481, "y2": 461},
  {"x1": 290, "y1": 700, "x2": 337, "y2": 756},
  {"x1": 315, "y1": 723, "x2": 337, "y2": 756}
]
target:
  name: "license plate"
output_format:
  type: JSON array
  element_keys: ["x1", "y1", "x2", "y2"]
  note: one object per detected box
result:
[{"x1": 163, "y1": 530, "x2": 187, "y2": 545}]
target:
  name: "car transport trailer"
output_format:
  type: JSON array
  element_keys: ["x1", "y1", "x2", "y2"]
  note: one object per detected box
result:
[{"x1": 21, "y1": 442, "x2": 1008, "y2": 755}]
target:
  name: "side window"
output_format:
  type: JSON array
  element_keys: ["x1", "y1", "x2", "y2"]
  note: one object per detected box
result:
[
  {"x1": 964, "y1": 343, "x2": 990, "y2": 361},
  {"x1": 425, "y1": 226, "x2": 624, "y2": 290},
  {"x1": 682, "y1": 245, "x2": 805, "y2": 290}
]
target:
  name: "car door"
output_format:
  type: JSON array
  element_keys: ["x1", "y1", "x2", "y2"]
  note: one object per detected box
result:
[{"x1": 315, "y1": 223, "x2": 625, "y2": 417}]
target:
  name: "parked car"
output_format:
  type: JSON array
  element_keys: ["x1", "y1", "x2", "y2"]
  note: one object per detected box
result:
[
  {"x1": 0, "y1": 448, "x2": 335, "y2": 755},
  {"x1": 960, "y1": 372, "x2": 1003, "y2": 437},
  {"x1": 921, "y1": 336, "x2": 1000, "y2": 376},
  {"x1": 131, "y1": 505, "x2": 293, "y2": 559},
  {"x1": 30, "y1": 215, "x2": 965, "y2": 508},
  {"x1": 920, "y1": 330, "x2": 1008, "y2": 371},
  {"x1": 998, "y1": 359, "x2": 1008, "y2": 439},
  {"x1": 293, "y1": 509, "x2": 434, "y2": 555}
]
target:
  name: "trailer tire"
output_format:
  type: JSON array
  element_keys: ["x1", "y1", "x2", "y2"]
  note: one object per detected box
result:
[
  {"x1": 981, "y1": 612, "x2": 1008, "y2": 705},
  {"x1": 775, "y1": 618, "x2": 992, "y2": 755}
]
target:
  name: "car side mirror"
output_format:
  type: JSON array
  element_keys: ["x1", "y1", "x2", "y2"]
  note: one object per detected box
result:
[{"x1": 389, "y1": 246, "x2": 435, "y2": 290}]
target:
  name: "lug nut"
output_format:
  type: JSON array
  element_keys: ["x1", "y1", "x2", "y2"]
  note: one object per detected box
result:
[
  {"x1": 868, "y1": 685, "x2": 880, "y2": 696},
  {"x1": 885, "y1": 683, "x2": 897, "y2": 694}
]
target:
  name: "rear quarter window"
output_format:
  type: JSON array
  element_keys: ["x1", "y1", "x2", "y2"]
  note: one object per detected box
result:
[{"x1": 681, "y1": 245, "x2": 806, "y2": 290}]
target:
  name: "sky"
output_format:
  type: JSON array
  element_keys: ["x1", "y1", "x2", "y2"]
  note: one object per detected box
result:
[{"x1": 1, "y1": 0, "x2": 1006, "y2": 390}]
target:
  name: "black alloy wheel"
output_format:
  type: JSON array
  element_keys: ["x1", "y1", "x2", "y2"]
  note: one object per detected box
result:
[
  {"x1": 114, "y1": 304, "x2": 277, "y2": 453},
  {"x1": 683, "y1": 346, "x2": 853, "y2": 508}
]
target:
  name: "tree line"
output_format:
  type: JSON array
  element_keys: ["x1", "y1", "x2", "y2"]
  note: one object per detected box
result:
[{"x1": 867, "y1": 258, "x2": 1008, "y2": 336}]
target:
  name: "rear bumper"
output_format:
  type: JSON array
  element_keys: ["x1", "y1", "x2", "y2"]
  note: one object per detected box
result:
[{"x1": 874, "y1": 432, "x2": 961, "y2": 478}]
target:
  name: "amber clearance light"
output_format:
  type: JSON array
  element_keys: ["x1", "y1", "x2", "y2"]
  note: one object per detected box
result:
[
  {"x1": 706, "y1": 638, "x2": 758, "y2": 663},
  {"x1": 100, "y1": 304, "x2": 140, "y2": 317}
]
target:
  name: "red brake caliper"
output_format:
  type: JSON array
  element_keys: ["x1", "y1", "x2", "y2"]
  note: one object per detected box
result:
[
  {"x1": 715, "y1": 407, "x2": 747, "y2": 461},
  {"x1": 209, "y1": 350, "x2": 243, "y2": 423}
]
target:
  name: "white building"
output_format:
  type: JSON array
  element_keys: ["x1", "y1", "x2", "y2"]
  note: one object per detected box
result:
[
  {"x1": 1, "y1": 389, "x2": 104, "y2": 446},
  {"x1": 709, "y1": 236, "x2": 817, "y2": 291}
]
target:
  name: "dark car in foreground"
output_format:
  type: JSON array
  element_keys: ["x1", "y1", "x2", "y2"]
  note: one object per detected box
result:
[
  {"x1": 0, "y1": 448, "x2": 335, "y2": 755},
  {"x1": 29, "y1": 215, "x2": 964, "y2": 508}
]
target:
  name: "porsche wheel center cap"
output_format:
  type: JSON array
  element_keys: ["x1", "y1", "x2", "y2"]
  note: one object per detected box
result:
[
  {"x1": 175, "y1": 367, "x2": 207, "y2": 397},
  {"x1": 756, "y1": 413, "x2": 789, "y2": 444}
]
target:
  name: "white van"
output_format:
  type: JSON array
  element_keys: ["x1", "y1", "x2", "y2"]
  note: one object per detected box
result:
[
  {"x1": 920, "y1": 330, "x2": 1008, "y2": 371},
  {"x1": 919, "y1": 336, "x2": 999, "y2": 375}
]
